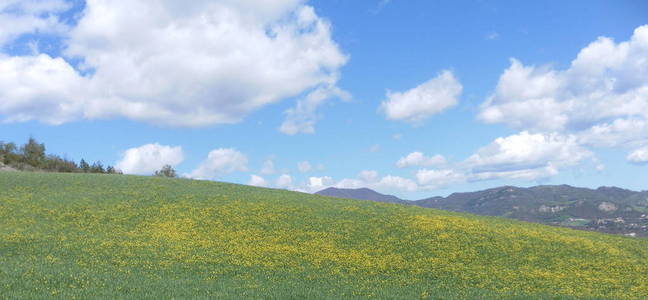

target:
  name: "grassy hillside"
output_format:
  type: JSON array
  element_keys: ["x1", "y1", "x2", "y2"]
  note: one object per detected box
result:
[{"x1": 1, "y1": 172, "x2": 647, "y2": 299}]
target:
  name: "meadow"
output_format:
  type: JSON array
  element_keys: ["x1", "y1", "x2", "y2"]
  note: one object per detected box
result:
[{"x1": 1, "y1": 172, "x2": 647, "y2": 299}]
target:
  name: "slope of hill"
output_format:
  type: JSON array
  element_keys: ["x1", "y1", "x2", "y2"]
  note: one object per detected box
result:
[
  {"x1": 315, "y1": 187, "x2": 408, "y2": 204},
  {"x1": 2, "y1": 172, "x2": 648, "y2": 299}
]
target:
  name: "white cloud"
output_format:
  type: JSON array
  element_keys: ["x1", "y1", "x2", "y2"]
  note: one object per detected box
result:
[
  {"x1": 463, "y1": 131, "x2": 592, "y2": 180},
  {"x1": 260, "y1": 158, "x2": 276, "y2": 175},
  {"x1": 479, "y1": 25, "x2": 648, "y2": 148},
  {"x1": 485, "y1": 31, "x2": 499, "y2": 40},
  {"x1": 0, "y1": 54, "x2": 88, "y2": 124},
  {"x1": 308, "y1": 171, "x2": 421, "y2": 194},
  {"x1": 279, "y1": 85, "x2": 350, "y2": 135},
  {"x1": 115, "y1": 143, "x2": 184, "y2": 175},
  {"x1": 335, "y1": 176, "x2": 419, "y2": 193},
  {"x1": 248, "y1": 174, "x2": 269, "y2": 187},
  {"x1": 358, "y1": 170, "x2": 379, "y2": 182},
  {"x1": 306, "y1": 176, "x2": 334, "y2": 192},
  {"x1": 396, "y1": 152, "x2": 446, "y2": 168},
  {"x1": 396, "y1": 131, "x2": 598, "y2": 189},
  {"x1": 0, "y1": 0, "x2": 70, "y2": 47},
  {"x1": 375, "y1": 175, "x2": 419, "y2": 192},
  {"x1": 297, "y1": 161, "x2": 312, "y2": 173},
  {"x1": 416, "y1": 169, "x2": 465, "y2": 188},
  {"x1": 380, "y1": 70, "x2": 462, "y2": 124},
  {"x1": 299, "y1": 131, "x2": 596, "y2": 193},
  {"x1": 479, "y1": 59, "x2": 568, "y2": 131},
  {"x1": 188, "y1": 148, "x2": 248, "y2": 180},
  {"x1": 578, "y1": 118, "x2": 648, "y2": 148},
  {"x1": 0, "y1": 1, "x2": 348, "y2": 128},
  {"x1": 0, "y1": 0, "x2": 70, "y2": 14},
  {"x1": 276, "y1": 174, "x2": 293, "y2": 189},
  {"x1": 331, "y1": 178, "x2": 364, "y2": 190},
  {"x1": 627, "y1": 147, "x2": 648, "y2": 165},
  {"x1": 399, "y1": 131, "x2": 596, "y2": 189}
]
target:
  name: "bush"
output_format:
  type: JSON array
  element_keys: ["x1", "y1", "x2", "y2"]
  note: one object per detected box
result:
[
  {"x1": 0, "y1": 138, "x2": 120, "y2": 175},
  {"x1": 0, "y1": 142, "x2": 20, "y2": 166},
  {"x1": 155, "y1": 165, "x2": 177, "y2": 178},
  {"x1": 21, "y1": 137, "x2": 46, "y2": 168},
  {"x1": 90, "y1": 161, "x2": 105, "y2": 174},
  {"x1": 79, "y1": 159, "x2": 90, "y2": 173},
  {"x1": 43, "y1": 155, "x2": 78, "y2": 173}
]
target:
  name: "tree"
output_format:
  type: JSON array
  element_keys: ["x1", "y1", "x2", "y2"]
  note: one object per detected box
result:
[
  {"x1": 90, "y1": 161, "x2": 105, "y2": 173},
  {"x1": 155, "y1": 165, "x2": 177, "y2": 178},
  {"x1": 1, "y1": 142, "x2": 19, "y2": 165},
  {"x1": 43, "y1": 155, "x2": 77, "y2": 173},
  {"x1": 79, "y1": 159, "x2": 90, "y2": 173},
  {"x1": 0, "y1": 142, "x2": 5, "y2": 164},
  {"x1": 21, "y1": 137, "x2": 46, "y2": 168}
]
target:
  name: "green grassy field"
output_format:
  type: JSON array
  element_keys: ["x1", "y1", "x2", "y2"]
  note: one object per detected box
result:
[{"x1": 1, "y1": 172, "x2": 647, "y2": 299}]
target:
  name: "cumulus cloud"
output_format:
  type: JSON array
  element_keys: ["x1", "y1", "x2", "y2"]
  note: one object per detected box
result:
[
  {"x1": 305, "y1": 176, "x2": 334, "y2": 191},
  {"x1": 0, "y1": 0, "x2": 348, "y2": 128},
  {"x1": 374, "y1": 175, "x2": 419, "y2": 192},
  {"x1": 248, "y1": 174, "x2": 269, "y2": 187},
  {"x1": 358, "y1": 170, "x2": 379, "y2": 182},
  {"x1": 297, "y1": 161, "x2": 312, "y2": 173},
  {"x1": 0, "y1": 0, "x2": 70, "y2": 46},
  {"x1": 380, "y1": 70, "x2": 462, "y2": 124},
  {"x1": 337, "y1": 175, "x2": 419, "y2": 193},
  {"x1": 0, "y1": 54, "x2": 88, "y2": 124},
  {"x1": 276, "y1": 174, "x2": 294, "y2": 189},
  {"x1": 485, "y1": 31, "x2": 499, "y2": 40},
  {"x1": 260, "y1": 158, "x2": 276, "y2": 175},
  {"x1": 303, "y1": 131, "x2": 596, "y2": 193},
  {"x1": 115, "y1": 143, "x2": 184, "y2": 175},
  {"x1": 479, "y1": 25, "x2": 648, "y2": 148},
  {"x1": 627, "y1": 147, "x2": 648, "y2": 165},
  {"x1": 396, "y1": 152, "x2": 446, "y2": 168},
  {"x1": 279, "y1": 85, "x2": 350, "y2": 135},
  {"x1": 416, "y1": 169, "x2": 465, "y2": 188},
  {"x1": 188, "y1": 148, "x2": 248, "y2": 180},
  {"x1": 304, "y1": 170, "x2": 420, "y2": 194},
  {"x1": 578, "y1": 118, "x2": 648, "y2": 148},
  {"x1": 463, "y1": 131, "x2": 592, "y2": 180},
  {"x1": 397, "y1": 131, "x2": 596, "y2": 189}
]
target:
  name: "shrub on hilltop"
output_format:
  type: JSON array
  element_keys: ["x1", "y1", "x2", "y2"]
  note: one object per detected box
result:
[
  {"x1": 0, "y1": 137, "x2": 121, "y2": 174},
  {"x1": 155, "y1": 164, "x2": 177, "y2": 178}
]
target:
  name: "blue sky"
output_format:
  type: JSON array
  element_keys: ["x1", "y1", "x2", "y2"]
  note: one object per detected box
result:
[{"x1": 1, "y1": 0, "x2": 647, "y2": 199}]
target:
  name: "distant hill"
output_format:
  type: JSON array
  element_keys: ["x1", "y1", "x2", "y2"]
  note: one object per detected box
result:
[
  {"x1": 315, "y1": 187, "x2": 409, "y2": 204},
  {"x1": 316, "y1": 185, "x2": 648, "y2": 237}
]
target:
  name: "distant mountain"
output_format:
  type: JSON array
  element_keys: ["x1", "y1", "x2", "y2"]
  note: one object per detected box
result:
[
  {"x1": 416, "y1": 185, "x2": 648, "y2": 237},
  {"x1": 316, "y1": 185, "x2": 648, "y2": 237},
  {"x1": 315, "y1": 187, "x2": 409, "y2": 204}
]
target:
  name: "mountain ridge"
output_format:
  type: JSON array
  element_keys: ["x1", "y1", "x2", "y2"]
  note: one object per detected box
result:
[
  {"x1": 316, "y1": 187, "x2": 409, "y2": 204},
  {"x1": 316, "y1": 185, "x2": 648, "y2": 237}
]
